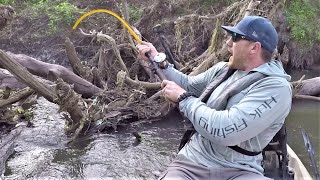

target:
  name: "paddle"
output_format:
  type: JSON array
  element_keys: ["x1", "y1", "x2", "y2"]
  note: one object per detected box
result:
[{"x1": 301, "y1": 128, "x2": 320, "y2": 180}]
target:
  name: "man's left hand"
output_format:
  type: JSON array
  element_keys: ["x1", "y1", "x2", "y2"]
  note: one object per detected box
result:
[{"x1": 161, "y1": 80, "x2": 186, "y2": 103}]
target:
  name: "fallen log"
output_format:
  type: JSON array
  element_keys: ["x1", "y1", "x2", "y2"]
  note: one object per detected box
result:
[
  {"x1": 0, "y1": 124, "x2": 23, "y2": 175},
  {"x1": 294, "y1": 95, "x2": 320, "y2": 102},
  {"x1": 0, "y1": 69, "x2": 27, "y2": 89},
  {"x1": 0, "y1": 50, "x2": 86, "y2": 139},
  {"x1": 0, "y1": 50, "x2": 54, "y2": 101},
  {"x1": 0, "y1": 69, "x2": 55, "y2": 89},
  {"x1": 5, "y1": 52, "x2": 102, "y2": 98},
  {"x1": 292, "y1": 77, "x2": 320, "y2": 96}
]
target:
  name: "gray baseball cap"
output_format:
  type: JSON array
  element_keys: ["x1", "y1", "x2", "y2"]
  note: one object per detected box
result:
[{"x1": 222, "y1": 16, "x2": 278, "y2": 53}]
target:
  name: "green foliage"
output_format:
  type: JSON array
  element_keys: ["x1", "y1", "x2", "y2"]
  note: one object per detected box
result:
[
  {"x1": 117, "y1": 3, "x2": 143, "y2": 23},
  {"x1": 0, "y1": 0, "x2": 15, "y2": 5},
  {"x1": 48, "y1": 2, "x2": 82, "y2": 32},
  {"x1": 286, "y1": 0, "x2": 320, "y2": 45},
  {"x1": 128, "y1": 5, "x2": 143, "y2": 23},
  {"x1": 26, "y1": 0, "x2": 83, "y2": 33}
]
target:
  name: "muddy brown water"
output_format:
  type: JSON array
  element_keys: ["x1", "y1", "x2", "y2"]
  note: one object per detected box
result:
[
  {"x1": 2, "y1": 70, "x2": 320, "y2": 180},
  {"x1": 2, "y1": 98, "x2": 185, "y2": 180}
]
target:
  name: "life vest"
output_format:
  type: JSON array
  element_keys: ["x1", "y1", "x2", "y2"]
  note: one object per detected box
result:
[{"x1": 179, "y1": 65, "x2": 267, "y2": 156}]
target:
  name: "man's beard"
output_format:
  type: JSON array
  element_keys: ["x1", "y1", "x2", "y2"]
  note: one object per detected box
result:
[
  {"x1": 228, "y1": 55, "x2": 243, "y2": 70},
  {"x1": 227, "y1": 56, "x2": 235, "y2": 68}
]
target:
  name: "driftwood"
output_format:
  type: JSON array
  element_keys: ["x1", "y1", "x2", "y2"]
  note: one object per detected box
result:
[
  {"x1": 0, "y1": 69, "x2": 27, "y2": 89},
  {"x1": 5, "y1": 52, "x2": 102, "y2": 98},
  {"x1": 0, "y1": 50, "x2": 84, "y2": 138},
  {"x1": 54, "y1": 78, "x2": 85, "y2": 141},
  {"x1": 0, "y1": 125, "x2": 23, "y2": 175},
  {"x1": 0, "y1": 50, "x2": 54, "y2": 101},
  {"x1": 65, "y1": 37, "x2": 93, "y2": 80},
  {"x1": 0, "y1": 69, "x2": 55, "y2": 89},
  {"x1": 0, "y1": 88, "x2": 34, "y2": 108},
  {"x1": 294, "y1": 95, "x2": 320, "y2": 102},
  {"x1": 117, "y1": 70, "x2": 161, "y2": 90},
  {"x1": 292, "y1": 77, "x2": 320, "y2": 96}
]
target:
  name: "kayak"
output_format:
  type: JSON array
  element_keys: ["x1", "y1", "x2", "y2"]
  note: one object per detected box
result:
[
  {"x1": 264, "y1": 144, "x2": 313, "y2": 180},
  {"x1": 287, "y1": 145, "x2": 313, "y2": 180}
]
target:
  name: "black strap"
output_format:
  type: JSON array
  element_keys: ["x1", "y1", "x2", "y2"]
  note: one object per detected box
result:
[
  {"x1": 178, "y1": 129, "x2": 196, "y2": 151},
  {"x1": 179, "y1": 68, "x2": 262, "y2": 156},
  {"x1": 229, "y1": 145, "x2": 261, "y2": 156},
  {"x1": 179, "y1": 129, "x2": 261, "y2": 156}
]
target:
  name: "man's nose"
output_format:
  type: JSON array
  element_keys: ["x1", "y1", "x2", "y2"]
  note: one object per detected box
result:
[{"x1": 226, "y1": 36, "x2": 233, "y2": 47}]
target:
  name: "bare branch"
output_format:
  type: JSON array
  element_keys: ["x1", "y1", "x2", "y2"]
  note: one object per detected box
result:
[{"x1": 97, "y1": 32, "x2": 129, "y2": 74}]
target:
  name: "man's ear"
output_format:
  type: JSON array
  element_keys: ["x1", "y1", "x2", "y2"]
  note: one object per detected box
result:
[{"x1": 250, "y1": 42, "x2": 262, "y2": 54}]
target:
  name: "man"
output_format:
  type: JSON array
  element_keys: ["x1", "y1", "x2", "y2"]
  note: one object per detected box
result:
[{"x1": 137, "y1": 16, "x2": 292, "y2": 180}]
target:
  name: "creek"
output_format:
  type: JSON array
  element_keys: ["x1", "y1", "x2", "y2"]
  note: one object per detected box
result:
[
  {"x1": 1, "y1": 70, "x2": 319, "y2": 180},
  {"x1": 2, "y1": 98, "x2": 183, "y2": 180}
]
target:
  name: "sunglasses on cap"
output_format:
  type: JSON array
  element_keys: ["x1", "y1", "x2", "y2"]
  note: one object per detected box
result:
[{"x1": 230, "y1": 32, "x2": 252, "y2": 42}]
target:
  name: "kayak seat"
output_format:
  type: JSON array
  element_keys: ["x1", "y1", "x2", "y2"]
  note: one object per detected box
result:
[{"x1": 263, "y1": 124, "x2": 294, "y2": 180}]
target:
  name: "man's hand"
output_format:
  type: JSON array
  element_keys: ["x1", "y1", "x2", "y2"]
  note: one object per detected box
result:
[
  {"x1": 136, "y1": 41, "x2": 159, "y2": 61},
  {"x1": 161, "y1": 80, "x2": 186, "y2": 103}
]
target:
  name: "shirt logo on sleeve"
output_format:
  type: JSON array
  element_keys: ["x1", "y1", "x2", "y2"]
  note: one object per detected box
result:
[{"x1": 198, "y1": 96, "x2": 278, "y2": 138}]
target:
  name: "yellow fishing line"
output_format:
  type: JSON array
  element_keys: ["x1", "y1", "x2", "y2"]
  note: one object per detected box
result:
[{"x1": 73, "y1": 9, "x2": 142, "y2": 44}]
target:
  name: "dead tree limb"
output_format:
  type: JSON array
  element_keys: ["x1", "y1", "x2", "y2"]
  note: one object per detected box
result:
[
  {"x1": 6, "y1": 52, "x2": 102, "y2": 98},
  {"x1": 54, "y1": 78, "x2": 85, "y2": 140},
  {"x1": 0, "y1": 69, "x2": 27, "y2": 89},
  {"x1": 292, "y1": 77, "x2": 320, "y2": 96},
  {"x1": 0, "y1": 125, "x2": 22, "y2": 175},
  {"x1": 245, "y1": 0, "x2": 261, "y2": 17},
  {"x1": 293, "y1": 95, "x2": 320, "y2": 102},
  {"x1": 0, "y1": 50, "x2": 86, "y2": 138},
  {"x1": 121, "y1": 0, "x2": 136, "y2": 48},
  {"x1": 65, "y1": 37, "x2": 93, "y2": 81},
  {"x1": 174, "y1": 1, "x2": 247, "y2": 24},
  {"x1": 117, "y1": 70, "x2": 161, "y2": 90},
  {"x1": 0, "y1": 88, "x2": 34, "y2": 108},
  {"x1": 0, "y1": 69, "x2": 55, "y2": 90},
  {"x1": 0, "y1": 50, "x2": 54, "y2": 101},
  {"x1": 97, "y1": 32, "x2": 129, "y2": 74}
]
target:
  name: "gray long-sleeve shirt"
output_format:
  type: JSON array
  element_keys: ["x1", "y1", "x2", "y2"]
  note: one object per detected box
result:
[{"x1": 162, "y1": 60, "x2": 292, "y2": 174}]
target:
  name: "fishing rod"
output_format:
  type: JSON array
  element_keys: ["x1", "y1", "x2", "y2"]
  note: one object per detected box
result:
[
  {"x1": 73, "y1": 9, "x2": 166, "y2": 81},
  {"x1": 301, "y1": 128, "x2": 320, "y2": 180}
]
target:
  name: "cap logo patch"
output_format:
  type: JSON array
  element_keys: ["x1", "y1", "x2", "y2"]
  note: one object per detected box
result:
[{"x1": 252, "y1": 31, "x2": 258, "y2": 38}]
